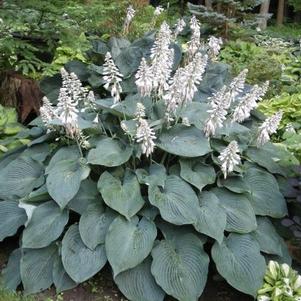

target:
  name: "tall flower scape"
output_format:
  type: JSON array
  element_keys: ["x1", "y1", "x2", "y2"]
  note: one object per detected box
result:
[{"x1": 1, "y1": 13, "x2": 291, "y2": 301}]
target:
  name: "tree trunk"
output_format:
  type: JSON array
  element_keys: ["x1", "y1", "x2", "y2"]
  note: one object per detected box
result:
[
  {"x1": 259, "y1": 0, "x2": 270, "y2": 30},
  {"x1": 205, "y1": 0, "x2": 213, "y2": 9},
  {"x1": 277, "y1": 0, "x2": 285, "y2": 26}
]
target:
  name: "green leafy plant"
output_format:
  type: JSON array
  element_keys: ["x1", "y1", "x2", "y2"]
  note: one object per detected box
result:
[
  {"x1": 0, "y1": 21, "x2": 294, "y2": 301},
  {"x1": 257, "y1": 261, "x2": 301, "y2": 301},
  {"x1": 0, "y1": 105, "x2": 29, "y2": 157}
]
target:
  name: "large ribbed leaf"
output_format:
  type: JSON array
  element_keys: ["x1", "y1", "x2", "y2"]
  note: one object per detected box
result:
[
  {"x1": 45, "y1": 146, "x2": 80, "y2": 174},
  {"x1": 148, "y1": 175, "x2": 199, "y2": 225},
  {"x1": 179, "y1": 102, "x2": 209, "y2": 129},
  {"x1": 251, "y1": 217, "x2": 283, "y2": 256},
  {"x1": 47, "y1": 159, "x2": 90, "y2": 208},
  {"x1": 211, "y1": 233, "x2": 266, "y2": 297},
  {"x1": 246, "y1": 144, "x2": 287, "y2": 176},
  {"x1": 98, "y1": 170, "x2": 144, "y2": 219},
  {"x1": 52, "y1": 253, "x2": 77, "y2": 293},
  {"x1": 0, "y1": 201, "x2": 27, "y2": 241},
  {"x1": 20, "y1": 244, "x2": 57, "y2": 294},
  {"x1": 105, "y1": 216, "x2": 157, "y2": 277},
  {"x1": 87, "y1": 137, "x2": 133, "y2": 167},
  {"x1": 21, "y1": 144, "x2": 51, "y2": 163},
  {"x1": 0, "y1": 157, "x2": 44, "y2": 200},
  {"x1": 157, "y1": 125, "x2": 211, "y2": 157},
  {"x1": 22, "y1": 201, "x2": 69, "y2": 248},
  {"x1": 68, "y1": 179, "x2": 102, "y2": 214},
  {"x1": 217, "y1": 176, "x2": 250, "y2": 194},
  {"x1": 136, "y1": 163, "x2": 167, "y2": 187},
  {"x1": 180, "y1": 159, "x2": 216, "y2": 191},
  {"x1": 79, "y1": 204, "x2": 116, "y2": 250},
  {"x1": 115, "y1": 257, "x2": 165, "y2": 301},
  {"x1": 244, "y1": 167, "x2": 287, "y2": 218},
  {"x1": 213, "y1": 188, "x2": 257, "y2": 233},
  {"x1": 62, "y1": 225, "x2": 107, "y2": 283},
  {"x1": 194, "y1": 191, "x2": 226, "y2": 243},
  {"x1": 2, "y1": 248, "x2": 21, "y2": 290},
  {"x1": 151, "y1": 233, "x2": 209, "y2": 301}
]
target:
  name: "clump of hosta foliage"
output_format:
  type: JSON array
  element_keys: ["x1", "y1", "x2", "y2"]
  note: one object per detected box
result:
[
  {"x1": 0, "y1": 105, "x2": 29, "y2": 157},
  {"x1": 0, "y1": 17, "x2": 294, "y2": 301},
  {"x1": 257, "y1": 261, "x2": 301, "y2": 301}
]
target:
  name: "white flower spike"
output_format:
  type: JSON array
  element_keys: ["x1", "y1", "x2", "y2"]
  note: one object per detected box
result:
[
  {"x1": 218, "y1": 140, "x2": 241, "y2": 179},
  {"x1": 187, "y1": 15, "x2": 201, "y2": 60},
  {"x1": 208, "y1": 36, "x2": 223, "y2": 59},
  {"x1": 173, "y1": 18, "x2": 186, "y2": 40},
  {"x1": 123, "y1": 5, "x2": 135, "y2": 35},
  {"x1": 135, "y1": 57, "x2": 153, "y2": 97},
  {"x1": 136, "y1": 118, "x2": 156, "y2": 157},
  {"x1": 103, "y1": 52, "x2": 123, "y2": 104},
  {"x1": 256, "y1": 111, "x2": 282, "y2": 147},
  {"x1": 40, "y1": 96, "x2": 56, "y2": 126}
]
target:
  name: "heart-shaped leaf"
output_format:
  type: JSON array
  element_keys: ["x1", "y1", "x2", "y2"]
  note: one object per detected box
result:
[
  {"x1": 211, "y1": 233, "x2": 266, "y2": 297},
  {"x1": 151, "y1": 233, "x2": 209, "y2": 301},
  {"x1": 105, "y1": 216, "x2": 157, "y2": 277},
  {"x1": 98, "y1": 170, "x2": 144, "y2": 219},
  {"x1": 22, "y1": 201, "x2": 69, "y2": 248},
  {"x1": 62, "y1": 225, "x2": 107, "y2": 283}
]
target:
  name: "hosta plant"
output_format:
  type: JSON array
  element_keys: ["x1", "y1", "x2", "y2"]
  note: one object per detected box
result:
[
  {"x1": 0, "y1": 19, "x2": 294, "y2": 301},
  {"x1": 257, "y1": 261, "x2": 301, "y2": 301}
]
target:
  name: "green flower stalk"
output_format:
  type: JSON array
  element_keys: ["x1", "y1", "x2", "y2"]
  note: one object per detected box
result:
[{"x1": 257, "y1": 261, "x2": 301, "y2": 301}]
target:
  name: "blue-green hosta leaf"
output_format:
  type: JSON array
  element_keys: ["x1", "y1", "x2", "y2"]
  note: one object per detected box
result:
[
  {"x1": 79, "y1": 204, "x2": 116, "y2": 250},
  {"x1": 115, "y1": 257, "x2": 165, "y2": 301},
  {"x1": 98, "y1": 170, "x2": 144, "y2": 219},
  {"x1": 251, "y1": 217, "x2": 283, "y2": 256},
  {"x1": 62, "y1": 225, "x2": 107, "y2": 283},
  {"x1": 45, "y1": 146, "x2": 80, "y2": 174},
  {"x1": 180, "y1": 159, "x2": 216, "y2": 191},
  {"x1": 265, "y1": 236, "x2": 292, "y2": 266},
  {"x1": 148, "y1": 175, "x2": 199, "y2": 225},
  {"x1": 157, "y1": 125, "x2": 211, "y2": 157},
  {"x1": 217, "y1": 176, "x2": 250, "y2": 194},
  {"x1": 0, "y1": 201, "x2": 27, "y2": 241},
  {"x1": 136, "y1": 163, "x2": 167, "y2": 187},
  {"x1": 244, "y1": 167, "x2": 287, "y2": 218},
  {"x1": 68, "y1": 179, "x2": 102, "y2": 214},
  {"x1": 246, "y1": 146, "x2": 287, "y2": 176},
  {"x1": 52, "y1": 253, "x2": 77, "y2": 293},
  {"x1": 2, "y1": 248, "x2": 21, "y2": 290},
  {"x1": 47, "y1": 159, "x2": 90, "y2": 209},
  {"x1": 88, "y1": 137, "x2": 133, "y2": 167},
  {"x1": 211, "y1": 233, "x2": 266, "y2": 297},
  {"x1": 20, "y1": 244, "x2": 57, "y2": 294},
  {"x1": 194, "y1": 192, "x2": 226, "y2": 243},
  {"x1": 20, "y1": 184, "x2": 49, "y2": 203},
  {"x1": 22, "y1": 201, "x2": 69, "y2": 248},
  {"x1": 21, "y1": 144, "x2": 51, "y2": 163},
  {"x1": 0, "y1": 157, "x2": 44, "y2": 200},
  {"x1": 213, "y1": 188, "x2": 257, "y2": 233},
  {"x1": 105, "y1": 216, "x2": 157, "y2": 277},
  {"x1": 151, "y1": 233, "x2": 209, "y2": 301},
  {"x1": 179, "y1": 102, "x2": 209, "y2": 129}
]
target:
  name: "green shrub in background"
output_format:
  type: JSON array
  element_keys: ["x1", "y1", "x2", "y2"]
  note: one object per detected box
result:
[
  {"x1": 0, "y1": 20, "x2": 295, "y2": 301},
  {"x1": 0, "y1": 105, "x2": 29, "y2": 157},
  {"x1": 259, "y1": 93, "x2": 301, "y2": 161},
  {"x1": 0, "y1": 0, "x2": 169, "y2": 79}
]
